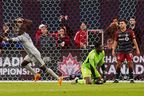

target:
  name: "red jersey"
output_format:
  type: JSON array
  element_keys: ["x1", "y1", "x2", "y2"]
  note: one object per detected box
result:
[
  {"x1": 114, "y1": 29, "x2": 135, "y2": 53},
  {"x1": 74, "y1": 30, "x2": 87, "y2": 48}
]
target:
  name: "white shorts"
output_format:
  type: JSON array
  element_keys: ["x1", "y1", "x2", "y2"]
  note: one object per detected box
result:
[{"x1": 24, "y1": 54, "x2": 45, "y2": 66}]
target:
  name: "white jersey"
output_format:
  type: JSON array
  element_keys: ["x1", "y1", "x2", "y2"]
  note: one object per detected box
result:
[
  {"x1": 11, "y1": 32, "x2": 45, "y2": 65},
  {"x1": 11, "y1": 32, "x2": 40, "y2": 56}
]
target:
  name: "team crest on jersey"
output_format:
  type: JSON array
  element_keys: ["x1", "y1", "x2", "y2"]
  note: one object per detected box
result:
[
  {"x1": 125, "y1": 36, "x2": 129, "y2": 41},
  {"x1": 58, "y1": 53, "x2": 81, "y2": 77},
  {"x1": 125, "y1": 33, "x2": 129, "y2": 41}
]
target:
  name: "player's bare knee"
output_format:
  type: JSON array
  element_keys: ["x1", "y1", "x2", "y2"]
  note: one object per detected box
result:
[
  {"x1": 21, "y1": 60, "x2": 30, "y2": 67},
  {"x1": 127, "y1": 61, "x2": 133, "y2": 68},
  {"x1": 116, "y1": 61, "x2": 122, "y2": 67},
  {"x1": 127, "y1": 61, "x2": 133, "y2": 65}
]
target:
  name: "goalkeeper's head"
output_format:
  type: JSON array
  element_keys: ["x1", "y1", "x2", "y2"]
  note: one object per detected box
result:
[{"x1": 94, "y1": 42, "x2": 103, "y2": 53}]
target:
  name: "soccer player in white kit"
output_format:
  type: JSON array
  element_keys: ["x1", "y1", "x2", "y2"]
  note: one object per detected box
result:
[{"x1": 3, "y1": 18, "x2": 62, "y2": 85}]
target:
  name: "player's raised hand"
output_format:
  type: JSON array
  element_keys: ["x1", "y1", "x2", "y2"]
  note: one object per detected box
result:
[
  {"x1": 15, "y1": 17, "x2": 24, "y2": 21},
  {"x1": 65, "y1": 15, "x2": 68, "y2": 20},
  {"x1": 3, "y1": 24, "x2": 9, "y2": 33}
]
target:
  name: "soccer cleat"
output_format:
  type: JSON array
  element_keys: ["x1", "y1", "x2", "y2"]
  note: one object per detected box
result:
[
  {"x1": 130, "y1": 79, "x2": 135, "y2": 83},
  {"x1": 95, "y1": 79, "x2": 104, "y2": 84},
  {"x1": 58, "y1": 77, "x2": 63, "y2": 86},
  {"x1": 103, "y1": 75, "x2": 107, "y2": 83},
  {"x1": 113, "y1": 79, "x2": 119, "y2": 83},
  {"x1": 71, "y1": 77, "x2": 79, "y2": 84},
  {"x1": 34, "y1": 73, "x2": 41, "y2": 82}
]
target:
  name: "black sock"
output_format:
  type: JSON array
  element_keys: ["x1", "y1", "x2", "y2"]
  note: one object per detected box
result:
[
  {"x1": 101, "y1": 64, "x2": 106, "y2": 78},
  {"x1": 116, "y1": 67, "x2": 120, "y2": 79},
  {"x1": 39, "y1": 65, "x2": 47, "y2": 74},
  {"x1": 38, "y1": 70, "x2": 43, "y2": 74},
  {"x1": 129, "y1": 67, "x2": 133, "y2": 79},
  {"x1": 101, "y1": 64, "x2": 106, "y2": 72}
]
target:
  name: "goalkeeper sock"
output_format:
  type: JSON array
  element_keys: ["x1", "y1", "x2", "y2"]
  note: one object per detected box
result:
[
  {"x1": 101, "y1": 64, "x2": 106, "y2": 81},
  {"x1": 101, "y1": 64, "x2": 106, "y2": 72},
  {"x1": 77, "y1": 79, "x2": 85, "y2": 84}
]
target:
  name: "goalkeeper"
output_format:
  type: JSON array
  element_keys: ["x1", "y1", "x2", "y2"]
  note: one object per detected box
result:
[{"x1": 72, "y1": 43, "x2": 106, "y2": 84}]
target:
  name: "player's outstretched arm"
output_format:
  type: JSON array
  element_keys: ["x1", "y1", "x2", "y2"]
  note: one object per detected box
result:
[{"x1": 2, "y1": 36, "x2": 13, "y2": 42}]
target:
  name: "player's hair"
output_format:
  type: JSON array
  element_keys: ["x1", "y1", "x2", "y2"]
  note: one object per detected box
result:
[
  {"x1": 130, "y1": 16, "x2": 136, "y2": 20},
  {"x1": 60, "y1": 27, "x2": 66, "y2": 32},
  {"x1": 119, "y1": 19, "x2": 127, "y2": 24},
  {"x1": 112, "y1": 16, "x2": 118, "y2": 21}
]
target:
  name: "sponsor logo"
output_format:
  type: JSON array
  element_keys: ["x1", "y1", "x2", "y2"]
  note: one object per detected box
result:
[{"x1": 58, "y1": 53, "x2": 81, "y2": 77}]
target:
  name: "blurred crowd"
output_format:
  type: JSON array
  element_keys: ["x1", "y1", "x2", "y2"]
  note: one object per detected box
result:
[
  {"x1": 0, "y1": 15, "x2": 143, "y2": 51},
  {"x1": 35, "y1": 15, "x2": 88, "y2": 49}
]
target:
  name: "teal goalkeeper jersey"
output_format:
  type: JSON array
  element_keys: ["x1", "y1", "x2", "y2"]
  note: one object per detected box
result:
[{"x1": 82, "y1": 49, "x2": 105, "y2": 73}]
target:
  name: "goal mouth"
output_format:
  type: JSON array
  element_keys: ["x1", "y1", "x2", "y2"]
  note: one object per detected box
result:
[{"x1": 87, "y1": 29, "x2": 104, "y2": 48}]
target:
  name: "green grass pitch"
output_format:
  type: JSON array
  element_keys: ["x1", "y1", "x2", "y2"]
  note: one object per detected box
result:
[{"x1": 0, "y1": 82, "x2": 144, "y2": 96}]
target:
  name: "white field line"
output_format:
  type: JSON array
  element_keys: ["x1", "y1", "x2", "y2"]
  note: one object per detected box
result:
[{"x1": 0, "y1": 80, "x2": 144, "y2": 83}]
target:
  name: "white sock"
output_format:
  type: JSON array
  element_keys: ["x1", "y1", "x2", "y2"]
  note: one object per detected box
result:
[
  {"x1": 24, "y1": 64, "x2": 36, "y2": 75},
  {"x1": 46, "y1": 68, "x2": 59, "y2": 79}
]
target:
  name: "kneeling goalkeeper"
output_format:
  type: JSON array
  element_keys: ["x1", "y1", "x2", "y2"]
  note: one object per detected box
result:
[{"x1": 73, "y1": 42, "x2": 106, "y2": 84}]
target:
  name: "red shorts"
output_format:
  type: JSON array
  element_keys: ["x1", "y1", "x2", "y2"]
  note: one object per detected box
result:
[{"x1": 117, "y1": 53, "x2": 133, "y2": 62}]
